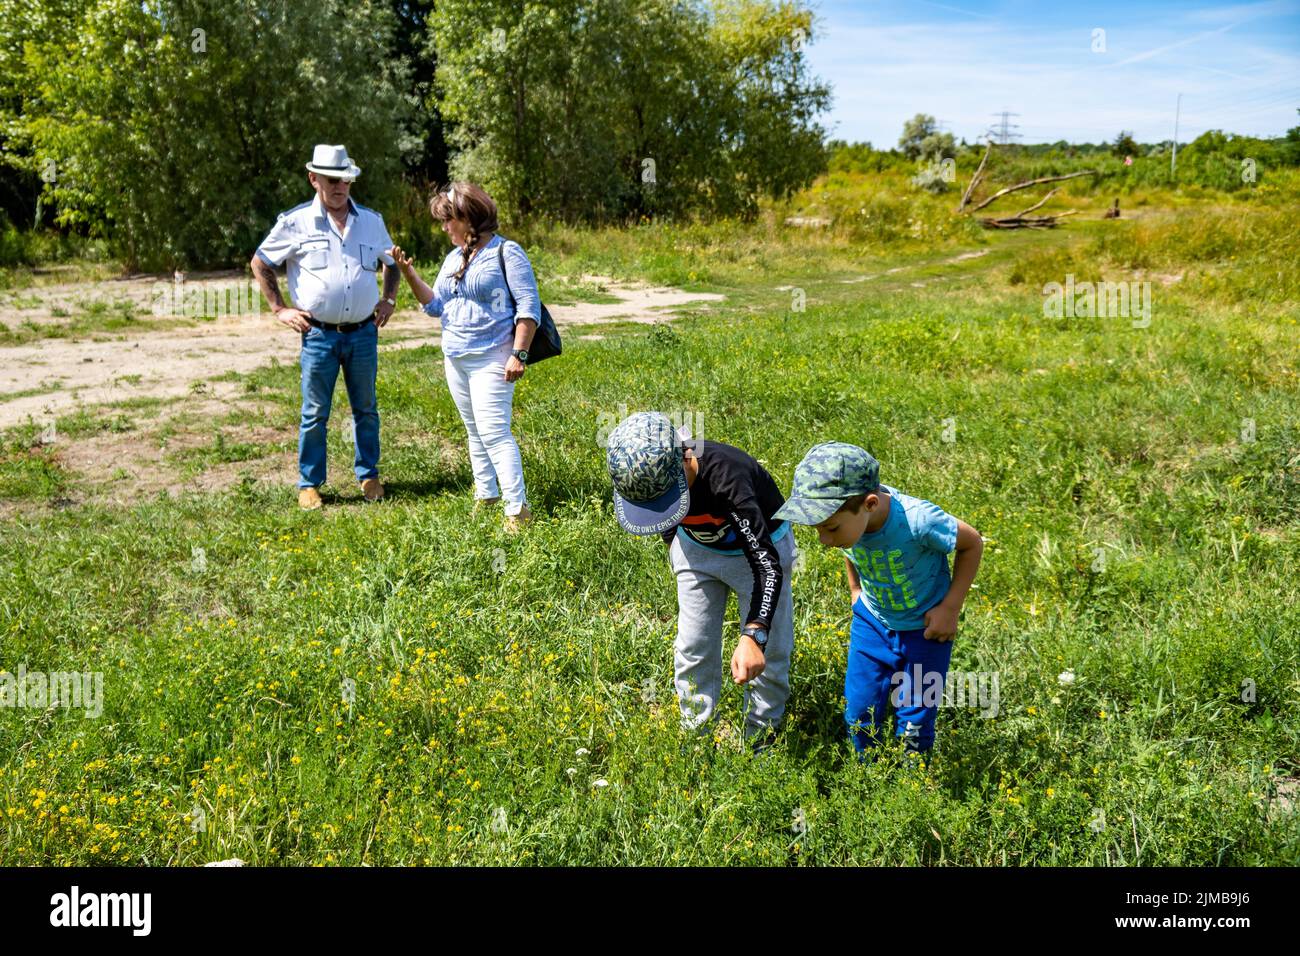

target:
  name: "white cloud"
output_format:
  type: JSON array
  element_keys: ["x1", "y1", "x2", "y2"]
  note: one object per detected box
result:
[{"x1": 1110, "y1": 23, "x2": 1238, "y2": 68}]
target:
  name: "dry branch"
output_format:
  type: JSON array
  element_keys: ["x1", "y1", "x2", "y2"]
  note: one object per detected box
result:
[
  {"x1": 1014, "y1": 188, "x2": 1059, "y2": 218},
  {"x1": 957, "y1": 140, "x2": 993, "y2": 212},
  {"x1": 968, "y1": 171, "x2": 1096, "y2": 213}
]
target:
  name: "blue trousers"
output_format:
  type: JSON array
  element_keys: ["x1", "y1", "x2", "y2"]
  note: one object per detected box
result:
[
  {"x1": 845, "y1": 597, "x2": 954, "y2": 755},
  {"x1": 298, "y1": 323, "x2": 380, "y2": 488}
]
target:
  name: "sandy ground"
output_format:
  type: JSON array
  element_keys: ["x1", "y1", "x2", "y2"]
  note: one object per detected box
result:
[
  {"x1": 0, "y1": 272, "x2": 723, "y2": 513},
  {"x1": 0, "y1": 272, "x2": 723, "y2": 430}
]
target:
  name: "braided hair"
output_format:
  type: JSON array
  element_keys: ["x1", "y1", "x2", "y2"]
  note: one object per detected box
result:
[{"x1": 429, "y1": 182, "x2": 500, "y2": 283}]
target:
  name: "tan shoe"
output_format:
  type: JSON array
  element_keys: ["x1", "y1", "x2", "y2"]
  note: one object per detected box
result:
[
  {"x1": 472, "y1": 496, "x2": 501, "y2": 515},
  {"x1": 360, "y1": 477, "x2": 384, "y2": 502},
  {"x1": 298, "y1": 487, "x2": 323, "y2": 510},
  {"x1": 503, "y1": 505, "x2": 534, "y2": 533}
]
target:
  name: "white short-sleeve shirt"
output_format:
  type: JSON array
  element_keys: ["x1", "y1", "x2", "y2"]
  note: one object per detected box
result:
[{"x1": 256, "y1": 195, "x2": 395, "y2": 325}]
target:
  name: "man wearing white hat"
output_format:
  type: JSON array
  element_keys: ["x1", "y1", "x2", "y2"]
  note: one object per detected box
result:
[{"x1": 251, "y1": 144, "x2": 400, "y2": 510}]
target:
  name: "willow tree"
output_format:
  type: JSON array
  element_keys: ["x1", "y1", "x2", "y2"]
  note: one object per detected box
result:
[
  {"x1": 20, "y1": 0, "x2": 415, "y2": 269},
  {"x1": 428, "y1": 0, "x2": 831, "y2": 223}
]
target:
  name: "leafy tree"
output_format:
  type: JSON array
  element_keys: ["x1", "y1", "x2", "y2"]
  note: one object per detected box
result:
[
  {"x1": 899, "y1": 113, "x2": 954, "y2": 162},
  {"x1": 1112, "y1": 130, "x2": 1139, "y2": 157},
  {"x1": 386, "y1": 0, "x2": 449, "y2": 185},
  {"x1": 0, "y1": 0, "x2": 89, "y2": 227},
  {"x1": 428, "y1": 0, "x2": 831, "y2": 223},
  {"x1": 20, "y1": 0, "x2": 415, "y2": 269},
  {"x1": 1284, "y1": 110, "x2": 1300, "y2": 164}
]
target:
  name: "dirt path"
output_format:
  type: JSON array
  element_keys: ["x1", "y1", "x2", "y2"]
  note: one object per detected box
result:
[{"x1": 0, "y1": 274, "x2": 723, "y2": 430}]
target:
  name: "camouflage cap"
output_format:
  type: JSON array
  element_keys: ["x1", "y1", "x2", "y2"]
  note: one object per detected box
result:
[
  {"x1": 606, "y1": 411, "x2": 691, "y2": 535},
  {"x1": 772, "y1": 441, "x2": 880, "y2": 525}
]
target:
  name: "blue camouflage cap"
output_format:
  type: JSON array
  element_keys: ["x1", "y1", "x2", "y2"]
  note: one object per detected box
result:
[
  {"x1": 772, "y1": 441, "x2": 880, "y2": 525},
  {"x1": 606, "y1": 411, "x2": 690, "y2": 535}
]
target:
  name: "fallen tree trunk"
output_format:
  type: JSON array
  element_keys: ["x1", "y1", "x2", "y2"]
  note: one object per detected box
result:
[
  {"x1": 968, "y1": 171, "x2": 1096, "y2": 212},
  {"x1": 979, "y1": 210, "x2": 1078, "y2": 229}
]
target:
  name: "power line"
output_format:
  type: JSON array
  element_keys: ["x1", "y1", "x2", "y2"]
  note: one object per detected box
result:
[
  {"x1": 1185, "y1": 90, "x2": 1300, "y2": 115},
  {"x1": 1215, "y1": 99, "x2": 1300, "y2": 120},
  {"x1": 1170, "y1": 76, "x2": 1300, "y2": 114},
  {"x1": 986, "y1": 111, "x2": 1022, "y2": 145}
]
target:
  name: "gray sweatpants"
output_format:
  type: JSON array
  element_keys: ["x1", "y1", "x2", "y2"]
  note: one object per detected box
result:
[{"x1": 667, "y1": 530, "x2": 796, "y2": 740}]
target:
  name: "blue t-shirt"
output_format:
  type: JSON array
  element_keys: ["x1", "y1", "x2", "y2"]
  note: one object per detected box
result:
[{"x1": 843, "y1": 485, "x2": 959, "y2": 631}]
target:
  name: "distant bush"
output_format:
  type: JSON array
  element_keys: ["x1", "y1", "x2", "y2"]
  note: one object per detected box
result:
[
  {"x1": 0, "y1": 215, "x2": 106, "y2": 270},
  {"x1": 974, "y1": 128, "x2": 1300, "y2": 195},
  {"x1": 825, "y1": 141, "x2": 913, "y2": 175},
  {"x1": 911, "y1": 161, "x2": 955, "y2": 194},
  {"x1": 0, "y1": 222, "x2": 31, "y2": 268}
]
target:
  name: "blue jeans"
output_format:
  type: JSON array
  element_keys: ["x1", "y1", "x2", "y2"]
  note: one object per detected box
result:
[
  {"x1": 298, "y1": 323, "x2": 379, "y2": 488},
  {"x1": 845, "y1": 597, "x2": 953, "y2": 755}
]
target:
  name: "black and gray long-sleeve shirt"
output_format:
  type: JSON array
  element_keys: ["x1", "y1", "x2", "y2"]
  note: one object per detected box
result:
[{"x1": 659, "y1": 440, "x2": 790, "y2": 631}]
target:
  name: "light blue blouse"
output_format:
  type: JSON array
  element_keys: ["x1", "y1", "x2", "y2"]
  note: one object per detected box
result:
[{"x1": 421, "y1": 234, "x2": 541, "y2": 357}]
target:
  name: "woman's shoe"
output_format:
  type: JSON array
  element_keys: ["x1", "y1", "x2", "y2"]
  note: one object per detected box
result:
[
  {"x1": 472, "y1": 496, "x2": 501, "y2": 515},
  {"x1": 503, "y1": 505, "x2": 534, "y2": 533}
]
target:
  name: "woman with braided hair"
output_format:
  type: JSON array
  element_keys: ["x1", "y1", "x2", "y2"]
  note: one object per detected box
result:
[{"x1": 389, "y1": 182, "x2": 540, "y2": 531}]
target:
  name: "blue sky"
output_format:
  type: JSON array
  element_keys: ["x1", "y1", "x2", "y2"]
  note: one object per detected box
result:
[{"x1": 803, "y1": 0, "x2": 1300, "y2": 145}]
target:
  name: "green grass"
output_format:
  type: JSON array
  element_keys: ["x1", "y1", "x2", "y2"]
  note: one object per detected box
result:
[
  {"x1": 167, "y1": 430, "x2": 288, "y2": 479},
  {"x1": 1, "y1": 181, "x2": 1297, "y2": 866},
  {"x1": 0, "y1": 448, "x2": 67, "y2": 500},
  {"x1": 0, "y1": 295, "x2": 201, "y2": 346},
  {"x1": 0, "y1": 382, "x2": 65, "y2": 405},
  {"x1": 539, "y1": 275, "x2": 624, "y2": 307}
]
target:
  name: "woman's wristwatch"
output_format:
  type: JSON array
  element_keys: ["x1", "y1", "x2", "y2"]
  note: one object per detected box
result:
[{"x1": 511, "y1": 349, "x2": 529, "y2": 363}]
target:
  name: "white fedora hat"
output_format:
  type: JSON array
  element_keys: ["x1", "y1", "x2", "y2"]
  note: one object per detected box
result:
[{"x1": 305, "y1": 144, "x2": 361, "y2": 180}]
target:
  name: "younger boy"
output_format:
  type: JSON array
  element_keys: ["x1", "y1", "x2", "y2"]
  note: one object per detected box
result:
[
  {"x1": 774, "y1": 442, "x2": 983, "y2": 761},
  {"x1": 605, "y1": 412, "x2": 795, "y2": 751}
]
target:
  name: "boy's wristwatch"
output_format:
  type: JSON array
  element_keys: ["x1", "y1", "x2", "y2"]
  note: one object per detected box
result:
[{"x1": 741, "y1": 624, "x2": 768, "y2": 651}]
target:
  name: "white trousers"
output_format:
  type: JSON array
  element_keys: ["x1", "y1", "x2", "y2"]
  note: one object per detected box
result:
[{"x1": 443, "y1": 338, "x2": 527, "y2": 515}]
